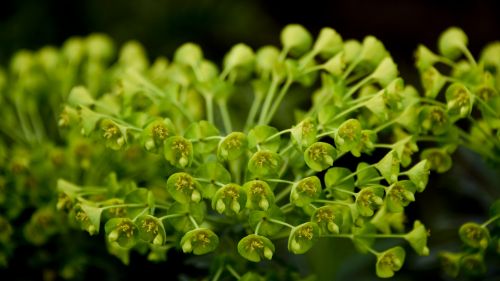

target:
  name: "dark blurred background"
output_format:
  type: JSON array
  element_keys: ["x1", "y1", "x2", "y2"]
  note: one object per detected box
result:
[{"x1": 1, "y1": 0, "x2": 499, "y2": 280}]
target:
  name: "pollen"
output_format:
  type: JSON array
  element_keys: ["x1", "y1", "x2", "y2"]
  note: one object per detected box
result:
[
  {"x1": 152, "y1": 124, "x2": 168, "y2": 140},
  {"x1": 297, "y1": 225, "x2": 314, "y2": 240},
  {"x1": 103, "y1": 124, "x2": 119, "y2": 139}
]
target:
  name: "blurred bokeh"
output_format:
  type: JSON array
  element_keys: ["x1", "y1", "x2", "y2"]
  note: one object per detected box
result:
[{"x1": 1, "y1": 0, "x2": 499, "y2": 280}]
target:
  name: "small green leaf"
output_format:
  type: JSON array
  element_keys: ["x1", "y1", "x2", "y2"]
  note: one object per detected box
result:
[
  {"x1": 248, "y1": 125, "x2": 281, "y2": 152},
  {"x1": 290, "y1": 176, "x2": 322, "y2": 207},
  {"x1": 184, "y1": 121, "x2": 220, "y2": 154},
  {"x1": 404, "y1": 220, "x2": 429, "y2": 256},
  {"x1": 420, "y1": 67, "x2": 447, "y2": 98},
  {"x1": 406, "y1": 160, "x2": 430, "y2": 192},
  {"x1": 355, "y1": 162, "x2": 380, "y2": 187},
  {"x1": 248, "y1": 206, "x2": 285, "y2": 236},
  {"x1": 237, "y1": 234, "x2": 275, "y2": 262},
  {"x1": 167, "y1": 202, "x2": 206, "y2": 232},
  {"x1": 194, "y1": 162, "x2": 231, "y2": 199},
  {"x1": 180, "y1": 228, "x2": 219, "y2": 255},
  {"x1": 288, "y1": 222, "x2": 319, "y2": 254},
  {"x1": 324, "y1": 167, "x2": 355, "y2": 200},
  {"x1": 304, "y1": 142, "x2": 336, "y2": 171}
]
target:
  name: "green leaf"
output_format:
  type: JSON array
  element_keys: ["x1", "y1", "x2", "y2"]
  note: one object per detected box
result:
[
  {"x1": 406, "y1": 160, "x2": 430, "y2": 192},
  {"x1": 248, "y1": 125, "x2": 281, "y2": 152},
  {"x1": 211, "y1": 184, "x2": 246, "y2": 216},
  {"x1": 288, "y1": 222, "x2": 319, "y2": 254},
  {"x1": 248, "y1": 206, "x2": 285, "y2": 236},
  {"x1": 124, "y1": 188, "x2": 149, "y2": 218},
  {"x1": 166, "y1": 172, "x2": 203, "y2": 204},
  {"x1": 375, "y1": 246, "x2": 406, "y2": 278},
  {"x1": 247, "y1": 150, "x2": 283, "y2": 177},
  {"x1": 352, "y1": 222, "x2": 377, "y2": 253},
  {"x1": 180, "y1": 228, "x2": 219, "y2": 255},
  {"x1": 324, "y1": 167, "x2": 355, "y2": 200},
  {"x1": 68, "y1": 86, "x2": 95, "y2": 107},
  {"x1": 374, "y1": 150, "x2": 400, "y2": 184},
  {"x1": 304, "y1": 142, "x2": 337, "y2": 171},
  {"x1": 355, "y1": 162, "x2": 380, "y2": 187},
  {"x1": 194, "y1": 161, "x2": 231, "y2": 199},
  {"x1": 167, "y1": 202, "x2": 206, "y2": 232},
  {"x1": 105, "y1": 218, "x2": 139, "y2": 249},
  {"x1": 79, "y1": 107, "x2": 103, "y2": 136},
  {"x1": 184, "y1": 121, "x2": 220, "y2": 154},
  {"x1": 217, "y1": 132, "x2": 248, "y2": 161},
  {"x1": 243, "y1": 180, "x2": 275, "y2": 211},
  {"x1": 237, "y1": 234, "x2": 275, "y2": 262},
  {"x1": 164, "y1": 136, "x2": 194, "y2": 168},
  {"x1": 458, "y1": 222, "x2": 490, "y2": 249},
  {"x1": 290, "y1": 176, "x2": 322, "y2": 207}
]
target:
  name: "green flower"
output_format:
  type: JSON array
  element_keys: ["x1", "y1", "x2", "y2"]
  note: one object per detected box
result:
[
  {"x1": 166, "y1": 173, "x2": 203, "y2": 204},
  {"x1": 421, "y1": 148, "x2": 452, "y2": 173},
  {"x1": 72, "y1": 204, "x2": 102, "y2": 235},
  {"x1": 313, "y1": 27, "x2": 343, "y2": 59},
  {"x1": 281, "y1": 24, "x2": 313, "y2": 57},
  {"x1": 439, "y1": 252, "x2": 462, "y2": 278},
  {"x1": 438, "y1": 27, "x2": 468, "y2": 60},
  {"x1": 460, "y1": 253, "x2": 487, "y2": 276},
  {"x1": 141, "y1": 118, "x2": 175, "y2": 153},
  {"x1": 405, "y1": 160, "x2": 430, "y2": 192},
  {"x1": 164, "y1": 136, "x2": 193, "y2": 168},
  {"x1": 212, "y1": 184, "x2": 246, "y2": 216},
  {"x1": 356, "y1": 186, "x2": 384, "y2": 217},
  {"x1": 288, "y1": 222, "x2": 320, "y2": 254},
  {"x1": 237, "y1": 234, "x2": 275, "y2": 262},
  {"x1": 335, "y1": 119, "x2": 362, "y2": 154},
  {"x1": 375, "y1": 247, "x2": 406, "y2": 278},
  {"x1": 418, "y1": 105, "x2": 450, "y2": 135},
  {"x1": 105, "y1": 218, "x2": 139, "y2": 249},
  {"x1": 420, "y1": 66, "x2": 447, "y2": 98},
  {"x1": 445, "y1": 83, "x2": 474, "y2": 121},
  {"x1": 415, "y1": 44, "x2": 440, "y2": 71},
  {"x1": 458, "y1": 222, "x2": 490, "y2": 249},
  {"x1": 243, "y1": 180, "x2": 275, "y2": 211},
  {"x1": 386, "y1": 180, "x2": 416, "y2": 213},
  {"x1": 136, "y1": 215, "x2": 166, "y2": 246},
  {"x1": 174, "y1": 42, "x2": 203, "y2": 67},
  {"x1": 180, "y1": 228, "x2": 219, "y2": 255},
  {"x1": 217, "y1": 132, "x2": 248, "y2": 161},
  {"x1": 291, "y1": 118, "x2": 317, "y2": 148},
  {"x1": 304, "y1": 142, "x2": 336, "y2": 171},
  {"x1": 405, "y1": 220, "x2": 430, "y2": 256},
  {"x1": 311, "y1": 205, "x2": 344, "y2": 235},
  {"x1": 374, "y1": 150, "x2": 400, "y2": 184},
  {"x1": 248, "y1": 150, "x2": 283, "y2": 177},
  {"x1": 290, "y1": 176, "x2": 322, "y2": 207}
]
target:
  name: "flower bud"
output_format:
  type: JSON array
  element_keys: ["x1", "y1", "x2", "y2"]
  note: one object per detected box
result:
[
  {"x1": 371, "y1": 57, "x2": 398, "y2": 87},
  {"x1": 256, "y1": 46, "x2": 280, "y2": 78},
  {"x1": 281, "y1": 24, "x2": 313, "y2": 57},
  {"x1": 174, "y1": 42, "x2": 203, "y2": 66},
  {"x1": 313, "y1": 27, "x2": 343, "y2": 59},
  {"x1": 323, "y1": 52, "x2": 345, "y2": 77},
  {"x1": 85, "y1": 33, "x2": 115, "y2": 62},
  {"x1": 438, "y1": 27, "x2": 468, "y2": 60}
]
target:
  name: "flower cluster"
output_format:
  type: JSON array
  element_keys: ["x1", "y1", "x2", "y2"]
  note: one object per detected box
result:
[{"x1": 0, "y1": 25, "x2": 498, "y2": 280}]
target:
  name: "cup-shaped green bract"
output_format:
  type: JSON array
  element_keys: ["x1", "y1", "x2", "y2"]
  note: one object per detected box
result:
[
  {"x1": 86, "y1": 33, "x2": 115, "y2": 61},
  {"x1": 248, "y1": 150, "x2": 283, "y2": 177},
  {"x1": 304, "y1": 142, "x2": 336, "y2": 171},
  {"x1": 460, "y1": 253, "x2": 487, "y2": 277},
  {"x1": 371, "y1": 57, "x2": 398, "y2": 87},
  {"x1": 217, "y1": 132, "x2": 248, "y2": 161},
  {"x1": 71, "y1": 204, "x2": 102, "y2": 235},
  {"x1": 240, "y1": 272, "x2": 264, "y2": 281},
  {"x1": 184, "y1": 121, "x2": 220, "y2": 154},
  {"x1": 164, "y1": 136, "x2": 193, "y2": 169},
  {"x1": 383, "y1": 78, "x2": 405, "y2": 112},
  {"x1": 323, "y1": 52, "x2": 345, "y2": 77},
  {"x1": 335, "y1": 119, "x2": 362, "y2": 154},
  {"x1": 391, "y1": 135, "x2": 418, "y2": 168},
  {"x1": 194, "y1": 161, "x2": 231, "y2": 199},
  {"x1": 420, "y1": 148, "x2": 452, "y2": 173},
  {"x1": 167, "y1": 202, "x2": 206, "y2": 232},
  {"x1": 311, "y1": 205, "x2": 344, "y2": 235},
  {"x1": 313, "y1": 27, "x2": 343, "y2": 59},
  {"x1": 68, "y1": 86, "x2": 95, "y2": 107},
  {"x1": 419, "y1": 106, "x2": 451, "y2": 136},
  {"x1": 180, "y1": 228, "x2": 219, "y2": 255},
  {"x1": 281, "y1": 24, "x2": 313, "y2": 58},
  {"x1": 439, "y1": 252, "x2": 462, "y2": 278},
  {"x1": 212, "y1": 183, "x2": 246, "y2": 216},
  {"x1": 238, "y1": 234, "x2": 275, "y2": 262},
  {"x1": 438, "y1": 27, "x2": 468, "y2": 60},
  {"x1": 223, "y1": 43, "x2": 255, "y2": 80},
  {"x1": 288, "y1": 222, "x2": 320, "y2": 254},
  {"x1": 174, "y1": 42, "x2": 203, "y2": 67},
  {"x1": 354, "y1": 130, "x2": 377, "y2": 157},
  {"x1": 105, "y1": 218, "x2": 139, "y2": 249},
  {"x1": 343, "y1": 39, "x2": 361, "y2": 64},
  {"x1": 415, "y1": 45, "x2": 440, "y2": 71},
  {"x1": 445, "y1": 83, "x2": 474, "y2": 121},
  {"x1": 386, "y1": 180, "x2": 417, "y2": 213},
  {"x1": 480, "y1": 41, "x2": 500, "y2": 70},
  {"x1": 358, "y1": 36, "x2": 387, "y2": 72},
  {"x1": 256, "y1": 46, "x2": 280, "y2": 78},
  {"x1": 459, "y1": 222, "x2": 490, "y2": 250},
  {"x1": 136, "y1": 215, "x2": 166, "y2": 246},
  {"x1": 374, "y1": 150, "x2": 400, "y2": 184},
  {"x1": 420, "y1": 66, "x2": 447, "y2": 98},
  {"x1": 166, "y1": 172, "x2": 203, "y2": 204},
  {"x1": 405, "y1": 220, "x2": 429, "y2": 256},
  {"x1": 141, "y1": 118, "x2": 176, "y2": 153},
  {"x1": 248, "y1": 206, "x2": 285, "y2": 236},
  {"x1": 291, "y1": 118, "x2": 317, "y2": 148},
  {"x1": 99, "y1": 119, "x2": 127, "y2": 150},
  {"x1": 376, "y1": 246, "x2": 406, "y2": 278},
  {"x1": 290, "y1": 176, "x2": 322, "y2": 207},
  {"x1": 406, "y1": 160, "x2": 430, "y2": 192},
  {"x1": 248, "y1": 125, "x2": 281, "y2": 152},
  {"x1": 324, "y1": 167, "x2": 355, "y2": 200},
  {"x1": 243, "y1": 180, "x2": 275, "y2": 211},
  {"x1": 356, "y1": 186, "x2": 384, "y2": 217}
]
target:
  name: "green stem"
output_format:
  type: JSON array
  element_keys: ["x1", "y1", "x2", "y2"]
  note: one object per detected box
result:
[
  {"x1": 275, "y1": 185, "x2": 293, "y2": 203},
  {"x1": 254, "y1": 220, "x2": 263, "y2": 235},
  {"x1": 100, "y1": 203, "x2": 146, "y2": 211},
  {"x1": 205, "y1": 94, "x2": 214, "y2": 124},
  {"x1": 159, "y1": 213, "x2": 185, "y2": 221},
  {"x1": 211, "y1": 266, "x2": 224, "y2": 281},
  {"x1": 226, "y1": 265, "x2": 241, "y2": 280},
  {"x1": 132, "y1": 207, "x2": 150, "y2": 222},
  {"x1": 373, "y1": 119, "x2": 397, "y2": 133},
  {"x1": 343, "y1": 74, "x2": 373, "y2": 100},
  {"x1": 218, "y1": 100, "x2": 232, "y2": 133},
  {"x1": 482, "y1": 214, "x2": 500, "y2": 227},
  {"x1": 265, "y1": 178, "x2": 295, "y2": 185},
  {"x1": 474, "y1": 96, "x2": 500, "y2": 118},
  {"x1": 245, "y1": 95, "x2": 263, "y2": 131},
  {"x1": 263, "y1": 128, "x2": 292, "y2": 143},
  {"x1": 268, "y1": 218, "x2": 294, "y2": 229},
  {"x1": 265, "y1": 78, "x2": 293, "y2": 124},
  {"x1": 458, "y1": 45, "x2": 477, "y2": 67},
  {"x1": 194, "y1": 178, "x2": 225, "y2": 187},
  {"x1": 314, "y1": 199, "x2": 352, "y2": 207},
  {"x1": 188, "y1": 215, "x2": 200, "y2": 229},
  {"x1": 258, "y1": 78, "x2": 280, "y2": 124}
]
